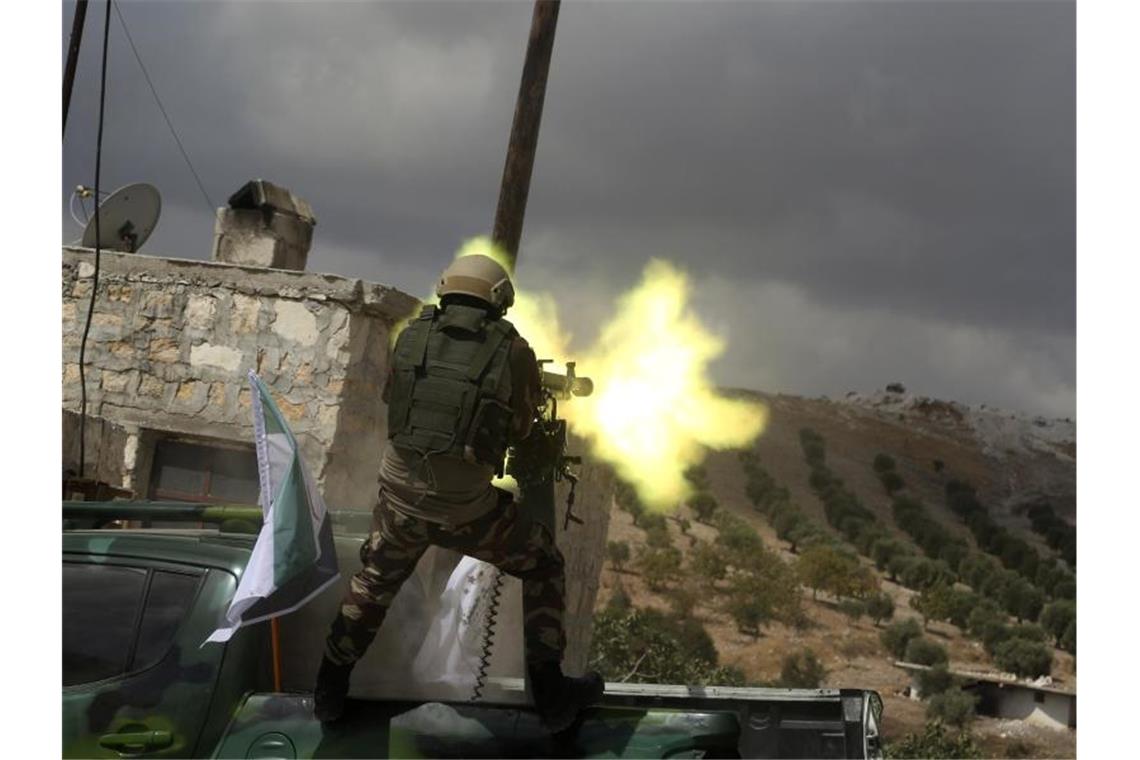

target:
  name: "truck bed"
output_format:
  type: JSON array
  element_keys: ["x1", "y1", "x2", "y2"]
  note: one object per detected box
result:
[{"x1": 213, "y1": 680, "x2": 883, "y2": 759}]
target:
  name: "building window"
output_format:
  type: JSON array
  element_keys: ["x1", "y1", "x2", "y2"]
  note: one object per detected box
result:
[{"x1": 148, "y1": 438, "x2": 259, "y2": 505}]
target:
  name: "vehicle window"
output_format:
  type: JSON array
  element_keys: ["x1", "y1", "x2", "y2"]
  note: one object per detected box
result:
[
  {"x1": 131, "y1": 571, "x2": 201, "y2": 672},
  {"x1": 63, "y1": 563, "x2": 147, "y2": 687}
]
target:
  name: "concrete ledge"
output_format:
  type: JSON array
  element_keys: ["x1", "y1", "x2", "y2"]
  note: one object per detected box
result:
[{"x1": 63, "y1": 247, "x2": 420, "y2": 322}]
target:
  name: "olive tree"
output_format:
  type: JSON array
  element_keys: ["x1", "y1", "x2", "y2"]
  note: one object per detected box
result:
[{"x1": 607, "y1": 540, "x2": 631, "y2": 571}]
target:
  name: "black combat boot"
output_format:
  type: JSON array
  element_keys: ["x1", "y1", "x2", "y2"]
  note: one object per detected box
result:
[
  {"x1": 313, "y1": 656, "x2": 354, "y2": 723},
  {"x1": 528, "y1": 661, "x2": 605, "y2": 734}
]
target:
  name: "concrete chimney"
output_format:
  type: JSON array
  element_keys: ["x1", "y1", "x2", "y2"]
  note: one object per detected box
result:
[{"x1": 211, "y1": 179, "x2": 316, "y2": 271}]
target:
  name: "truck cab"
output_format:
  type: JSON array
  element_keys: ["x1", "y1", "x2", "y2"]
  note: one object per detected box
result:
[{"x1": 63, "y1": 529, "x2": 270, "y2": 757}]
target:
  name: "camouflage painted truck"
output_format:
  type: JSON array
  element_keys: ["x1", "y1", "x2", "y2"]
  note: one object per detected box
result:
[{"x1": 63, "y1": 502, "x2": 884, "y2": 759}]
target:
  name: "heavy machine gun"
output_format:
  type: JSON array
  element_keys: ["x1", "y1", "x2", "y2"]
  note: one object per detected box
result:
[{"x1": 506, "y1": 360, "x2": 592, "y2": 534}]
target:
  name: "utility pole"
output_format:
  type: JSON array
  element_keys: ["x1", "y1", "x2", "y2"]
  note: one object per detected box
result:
[
  {"x1": 63, "y1": 0, "x2": 90, "y2": 138},
  {"x1": 491, "y1": 0, "x2": 561, "y2": 273}
]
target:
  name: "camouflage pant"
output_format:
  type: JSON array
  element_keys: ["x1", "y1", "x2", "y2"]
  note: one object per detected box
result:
[{"x1": 325, "y1": 491, "x2": 566, "y2": 668}]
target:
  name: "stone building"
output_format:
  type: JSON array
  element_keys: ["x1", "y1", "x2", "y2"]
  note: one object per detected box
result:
[
  {"x1": 61, "y1": 182, "x2": 612, "y2": 674},
  {"x1": 896, "y1": 661, "x2": 1076, "y2": 730},
  {"x1": 62, "y1": 246, "x2": 417, "y2": 510}
]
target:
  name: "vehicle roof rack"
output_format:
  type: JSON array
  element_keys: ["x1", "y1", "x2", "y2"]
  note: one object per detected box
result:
[
  {"x1": 63, "y1": 501, "x2": 262, "y2": 527},
  {"x1": 62, "y1": 501, "x2": 373, "y2": 534}
]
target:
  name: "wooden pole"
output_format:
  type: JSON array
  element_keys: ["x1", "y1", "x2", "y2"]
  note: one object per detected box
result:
[
  {"x1": 63, "y1": 0, "x2": 90, "y2": 138},
  {"x1": 270, "y1": 618, "x2": 283, "y2": 692},
  {"x1": 491, "y1": 0, "x2": 561, "y2": 273}
]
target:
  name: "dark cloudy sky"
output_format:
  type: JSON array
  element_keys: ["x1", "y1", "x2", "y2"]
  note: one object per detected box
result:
[{"x1": 62, "y1": 0, "x2": 1075, "y2": 417}]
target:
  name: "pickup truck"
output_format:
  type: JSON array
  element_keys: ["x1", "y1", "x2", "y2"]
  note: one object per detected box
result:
[{"x1": 62, "y1": 502, "x2": 884, "y2": 759}]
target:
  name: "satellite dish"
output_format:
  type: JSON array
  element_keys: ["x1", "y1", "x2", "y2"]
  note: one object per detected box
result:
[{"x1": 80, "y1": 182, "x2": 162, "y2": 253}]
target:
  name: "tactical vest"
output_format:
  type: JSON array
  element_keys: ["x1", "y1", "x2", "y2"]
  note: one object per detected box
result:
[{"x1": 387, "y1": 303, "x2": 517, "y2": 468}]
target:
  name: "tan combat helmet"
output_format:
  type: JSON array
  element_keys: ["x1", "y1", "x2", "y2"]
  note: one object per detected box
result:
[{"x1": 436, "y1": 254, "x2": 516, "y2": 313}]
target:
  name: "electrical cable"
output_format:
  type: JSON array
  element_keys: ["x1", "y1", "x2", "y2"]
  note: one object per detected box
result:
[
  {"x1": 77, "y1": 0, "x2": 112, "y2": 481},
  {"x1": 112, "y1": 0, "x2": 214, "y2": 213}
]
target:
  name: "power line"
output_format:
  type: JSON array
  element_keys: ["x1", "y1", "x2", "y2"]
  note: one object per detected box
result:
[{"x1": 112, "y1": 0, "x2": 215, "y2": 213}]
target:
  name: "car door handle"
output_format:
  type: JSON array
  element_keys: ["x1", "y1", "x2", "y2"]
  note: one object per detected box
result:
[{"x1": 98, "y1": 730, "x2": 173, "y2": 755}]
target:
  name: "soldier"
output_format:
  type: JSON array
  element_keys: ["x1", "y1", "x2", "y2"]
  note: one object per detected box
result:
[{"x1": 314, "y1": 253, "x2": 603, "y2": 732}]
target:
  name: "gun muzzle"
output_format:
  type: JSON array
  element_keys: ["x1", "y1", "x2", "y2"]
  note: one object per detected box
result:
[{"x1": 541, "y1": 361, "x2": 593, "y2": 399}]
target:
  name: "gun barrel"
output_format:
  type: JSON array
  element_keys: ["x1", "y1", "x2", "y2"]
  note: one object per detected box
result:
[{"x1": 541, "y1": 370, "x2": 593, "y2": 398}]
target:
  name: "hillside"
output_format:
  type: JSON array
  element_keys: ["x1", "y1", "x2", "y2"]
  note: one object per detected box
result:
[{"x1": 591, "y1": 386, "x2": 1076, "y2": 759}]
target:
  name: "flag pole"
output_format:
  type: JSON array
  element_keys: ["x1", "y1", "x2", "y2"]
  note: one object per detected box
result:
[{"x1": 270, "y1": 618, "x2": 283, "y2": 691}]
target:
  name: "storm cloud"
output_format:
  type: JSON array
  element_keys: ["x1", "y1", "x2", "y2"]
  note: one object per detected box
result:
[{"x1": 62, "y1": 0, "x2": 1075, "y2": 416}]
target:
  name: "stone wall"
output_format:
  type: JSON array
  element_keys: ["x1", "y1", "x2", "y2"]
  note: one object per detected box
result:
[{"x1": 61, "y1": 246, "x2": 418, "y2": 509}]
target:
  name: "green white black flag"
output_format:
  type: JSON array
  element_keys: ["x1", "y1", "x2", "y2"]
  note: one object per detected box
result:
[{"x1": 206, "y1": 371, "x2": 339, "y2": 643}]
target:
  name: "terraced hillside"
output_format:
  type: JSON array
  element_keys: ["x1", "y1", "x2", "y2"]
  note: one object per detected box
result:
[{"x1": 590, "y1": 387, "x2": 1075, "y2": 759}]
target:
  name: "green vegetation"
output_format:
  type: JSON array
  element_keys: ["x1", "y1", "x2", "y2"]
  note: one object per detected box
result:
[
  {"x1": 639, "y1": 511, "x2": 668, "y2": 533},
  {"x1": 838, "y1": 598, "x2": 866, "y2": 623},
  {"x1": 690, "y1": 491, "x2": 719, "y2": 523},
  {"x1": 800, "y1": 428, "x2": 827, "y2": 467},
  {"x1": 797, "y1": 429, "x2": 894, "y2": 568},
  {"x1": 1036, "y1": 559, "x2": 1076, "y2": 600},
  {"x1": 883, "y1": 465, "x2": 1070, "y2": 683},
  {"x1": 1026, "y1": 501, "x2": 1076, "y2": 567},
  {"x1": 589, "y1": 605, "x2": 746, "y2": 686},
  {"x1": 690, "y1": 540, "x2": 727, "y2": 586},
  {"x1": 945, "y1": 479, "x2": 1064, "y2": 593},
  {"x1": 778, "y1": 649, "x2": 826, "y2": 688},
  {"x1": 1040, "y1": 600, "x2": 1076, "y2": 646},
  {"x1": 739, "y1": 450, "x2": 792, "y2": 514},
  {"x1": 666, "y1": 583, "x2": 699, "y2": 618},
  {"x1": 872, "y1": 453, "x2": 897, "y2": 474},
  {"x1": 879, "y1": 470, "x2": 905, "y2": 495},
  {"x1": 1002, "y1": 577, "x2": 1046, "y2": 622},
  {"x1": 1061, "y1": 620, "x2": 1076, "y2": 655},
  {"x1": 1007, "y1": 622, "x2": 1048, "y2": 644},
  {"x1": 926, "y1": 689, "x2": 979, "y2": 728},
  {"x1": 884, "y1": 721, "x2": 982, "y2": 759},
  {"x1": 891, "y1": 496, "x2": 969, "y2": 574},
  {"x1": 993, "y1": 637, "x2": 1053, "y2": 679},
  {"x1": 881, "y1": 618, "x2": 924, "y2": 660},
  {"x1": 606, "y1": 540, "x2": 631, "y2": 571},
  {"x1": 965, "y1": 598, "x2": 1005, "y2": 638},
  {"x1": 898, "y1": 557, "x2": 955, "y2": 592},
  {"x1": 645, "y1": 523, "x2": 673, "y2": 549},
  {"x1": 724, "y1": 560, "x2": 803, "y2": 637},
  {"x1": 607, "y1": 584, "x2": 632, "y2": 614},
  {"x1": 740, "y1": 449, "x2": 834, "y2": 556},
  {"x1": 912, "y1": 583, "x2": 976, "y2": 629},
  {"x1": 682, "y1": 464, "x2": 711, "y2": 492},
  {"x1": 795, "y1": 544, "x2": 878, "y2": 601},
  {"x1": 904, "y1": 636, "x2": 949, "y2": 667},
  {"x1": 713, "y1": 510, "x2": 765, "y2": 558},
  {"x1": 725, "y1": 594, "x2": 767, "y2": 638},
  {"x1": 916, "y1": 664, "x2": 955, "y2": 698},
  {"x1": 865, "y1": 592, "x2": 895, "y2": 626},
  {"x1": 636, "y1": 546, "x2": 682, "y2": 591},
  {"x1": 676, "y1": 500, "x2": 804, "y2": 638},
  {"x1": 614, "y1": 479, "x2": 643, "y2": 524}
]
